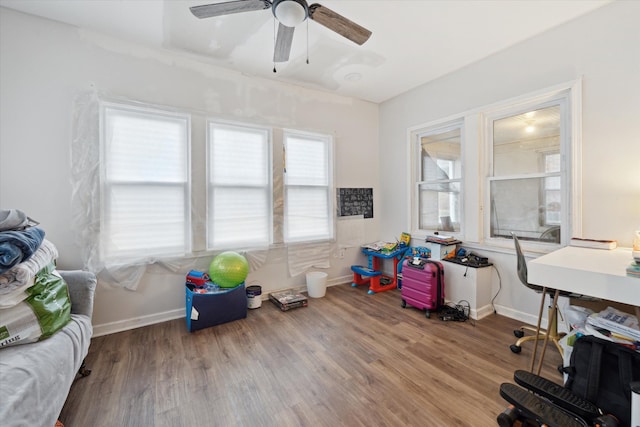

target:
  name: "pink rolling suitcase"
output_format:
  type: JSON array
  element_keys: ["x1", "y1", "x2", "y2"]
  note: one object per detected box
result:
[{"x1": 400, "y1": 258, "x2": 445, "y2": 318}]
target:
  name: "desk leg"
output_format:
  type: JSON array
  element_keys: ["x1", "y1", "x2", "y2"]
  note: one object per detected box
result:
[
  {"x1": 536, "y1": 289, "x2": 560, "y2": 376},
  {"x1": 529, "y1": 287, "x2": 547, "y2": 373}
]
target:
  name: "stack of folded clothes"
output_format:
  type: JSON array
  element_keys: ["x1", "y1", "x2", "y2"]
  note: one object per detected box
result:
[{"x1": 0, "y1": 209, "x2": 70, "y2": 347}]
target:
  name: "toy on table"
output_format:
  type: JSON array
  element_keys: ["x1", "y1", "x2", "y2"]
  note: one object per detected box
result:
[
  {"x1": 351, "y1": 243, "x2": 409, "y2": 295},
  {"x1": 399, "y1": 232, "x2": 411, "y2": 246},
  {"x1": 409, "y1": 246, "x2": 431, "y2": 259}
]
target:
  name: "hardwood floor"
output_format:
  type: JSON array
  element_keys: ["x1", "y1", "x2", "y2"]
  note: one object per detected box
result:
[{"x1": 60, "y1": 284, "x2": 563, "y2": 427}]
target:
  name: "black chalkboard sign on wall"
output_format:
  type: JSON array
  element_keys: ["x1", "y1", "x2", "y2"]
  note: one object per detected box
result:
[{"x1": 337, "y1": 188, "x2": 374, "y2": 218}]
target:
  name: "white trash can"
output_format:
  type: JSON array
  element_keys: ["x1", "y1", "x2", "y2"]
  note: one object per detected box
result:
[{"x1": 306, "y1": 271, "x2": 328, "y2": 298}]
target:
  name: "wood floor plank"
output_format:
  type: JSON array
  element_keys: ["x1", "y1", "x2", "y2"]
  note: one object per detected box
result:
[{"x1": 60, "y1": 284, "x2": 563, "y2": 426}]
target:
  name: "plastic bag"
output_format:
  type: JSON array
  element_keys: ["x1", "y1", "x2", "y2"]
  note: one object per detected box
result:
[
  {"x1": 0, "y1": 263, "x2": 71, "y2": 348},
  {"x1": 563, "y1": 304, "x2": 594, "y2": 330}
]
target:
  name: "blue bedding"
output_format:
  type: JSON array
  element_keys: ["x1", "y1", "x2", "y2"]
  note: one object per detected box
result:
[{"x1": 0, "y1": 227, "x2": 45, "y2": 274}]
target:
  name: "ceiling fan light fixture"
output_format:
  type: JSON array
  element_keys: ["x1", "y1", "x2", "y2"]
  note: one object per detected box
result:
[
  {"x1": 273, "y1": 0, "x2": 307, "y2": 27},
  {"x1": 191, "y1": 0, "x2": 371, "y2": 66},
  {"x1": 344, "y1": 72, "x2": 362, "y2": 81},
  {"x1": 523, "y1": 119, "x2": 535, "y2": 133}
]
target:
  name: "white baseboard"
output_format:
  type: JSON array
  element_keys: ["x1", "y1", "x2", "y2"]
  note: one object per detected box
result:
[
  {"x1": 495, "y1": 304, "x2": 545, "y2": 328},
  {"x1": 473, "y1": 304, "x2": 495, "y2": 320},
  {"x1": 92, "y1": 308, "x2": 185, "y2": 337},
  {"x1": 329, "y1": 275, "x2": 353, "y2": 286},
  {"x1": 442, "y1": 302, "x2": 495, "y2": 320},
  {"x1": 93, "y1": 276, "x2": 354, "y2": 337},
  {"x1": 93, "y1": 279, "x2": 547, "y2": 337}
]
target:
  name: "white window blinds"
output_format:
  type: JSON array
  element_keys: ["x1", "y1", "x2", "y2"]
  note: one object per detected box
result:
[
  {"x1": 101, "y1": 104, "x2": 190, "y2": 261},
  {"x1": 207, "y1": 122, "x2": 272, "y2": 249},
  {"x1": 284, "y1": 132, "x2": 333, "y2": 242}
]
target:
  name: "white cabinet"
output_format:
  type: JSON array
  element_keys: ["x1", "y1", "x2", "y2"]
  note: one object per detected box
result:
[{"x1": 442, "y1": 261, "x2": 494, "y2": 320}]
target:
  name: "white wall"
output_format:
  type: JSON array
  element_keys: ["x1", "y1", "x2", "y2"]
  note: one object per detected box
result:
[
  {"x1": 379, "y1": 1, "x2": 640, "y2": 323},
  {"x1": 0, "y1": 7, "x2": 380, "y2": 334}
]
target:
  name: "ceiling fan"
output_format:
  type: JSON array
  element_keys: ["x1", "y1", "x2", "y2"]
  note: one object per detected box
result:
[{"x1": 190, "y1": 0, "x2": 372, "y2": 63}]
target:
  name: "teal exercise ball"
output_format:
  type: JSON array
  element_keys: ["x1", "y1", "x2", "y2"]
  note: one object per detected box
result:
[{"x1": 209, "y1": 251, "x2": 249, "y2": 288}]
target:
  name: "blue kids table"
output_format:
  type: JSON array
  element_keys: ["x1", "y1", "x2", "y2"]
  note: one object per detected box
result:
[{"x1": 351, "y1": 246, "x2": 408, "y2": 294}]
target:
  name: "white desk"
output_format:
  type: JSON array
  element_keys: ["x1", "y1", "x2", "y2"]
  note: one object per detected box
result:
[
  {"x1": 526, "y1": 246, "x2": 639, "y2": 374},
  {"x1": 528, "y1": 246, "x2": 639, "y2": 306}
]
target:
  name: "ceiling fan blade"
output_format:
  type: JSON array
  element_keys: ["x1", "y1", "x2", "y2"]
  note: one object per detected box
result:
[
  {"x1": 190, "y1": 0, "x2": 271, "y2": 19},
  {"x1": 274, "y1": 23, "x2": 295, "y2": 62},
  {"x1": 308, "y1": 3, "x2": 371, "y2": 45}
]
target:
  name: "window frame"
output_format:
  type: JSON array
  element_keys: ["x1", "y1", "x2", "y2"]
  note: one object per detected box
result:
[
  {"x1": 409, "y1": 118, "x2": 465, "y2": 239},
  {"x1": 483, "y1": 80, "x2": 583, "y2": 251}
]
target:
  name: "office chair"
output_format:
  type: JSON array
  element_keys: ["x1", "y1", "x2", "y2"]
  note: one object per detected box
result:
[
  {"x1": 509, "y1": 233, "x2": 573, "y2": 372},
  {"x1": 510, "y1": 233, "x2": 602, "y2": 374}
]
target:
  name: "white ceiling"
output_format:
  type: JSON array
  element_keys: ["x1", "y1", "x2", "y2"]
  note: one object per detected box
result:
[{"x1": 0, "y1": 0, "x2": 611, "y2": 103}]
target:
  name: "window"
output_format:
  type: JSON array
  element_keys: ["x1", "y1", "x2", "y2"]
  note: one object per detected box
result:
[
  {"x1": 283, "y1": 131, "x2": 333, "y2": 243},
  {"x1": 207, "y1": 122, "x2": 272, "y2": 249},
  {"x1": 487, "y1": 98, "x2": 570, "y2": 244},
  {"x1": 412, "y1": 123, "x2": 463, "y2": 234},
  {"x1": 406, "y1": 80, "x2": 580, "y2": 247},
  {"x1": 98, "y1": 100, "x2": 333, "y2": 266},
  {"x1": 100, "y1": 104, "x2": 190, "y2": 261}
]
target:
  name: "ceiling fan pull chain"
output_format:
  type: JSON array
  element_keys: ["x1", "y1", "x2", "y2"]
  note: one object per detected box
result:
[
  {"x1": 273, "y1": 16, "x2": 277, "y2": 73},
  {"x1": 306, "y1": 19, "x2": 309, "y2": 64}
]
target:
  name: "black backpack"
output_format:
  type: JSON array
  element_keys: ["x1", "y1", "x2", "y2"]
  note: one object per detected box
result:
[{"x1": 564, "y1": 335, "x2": 640, "y2": 426}]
